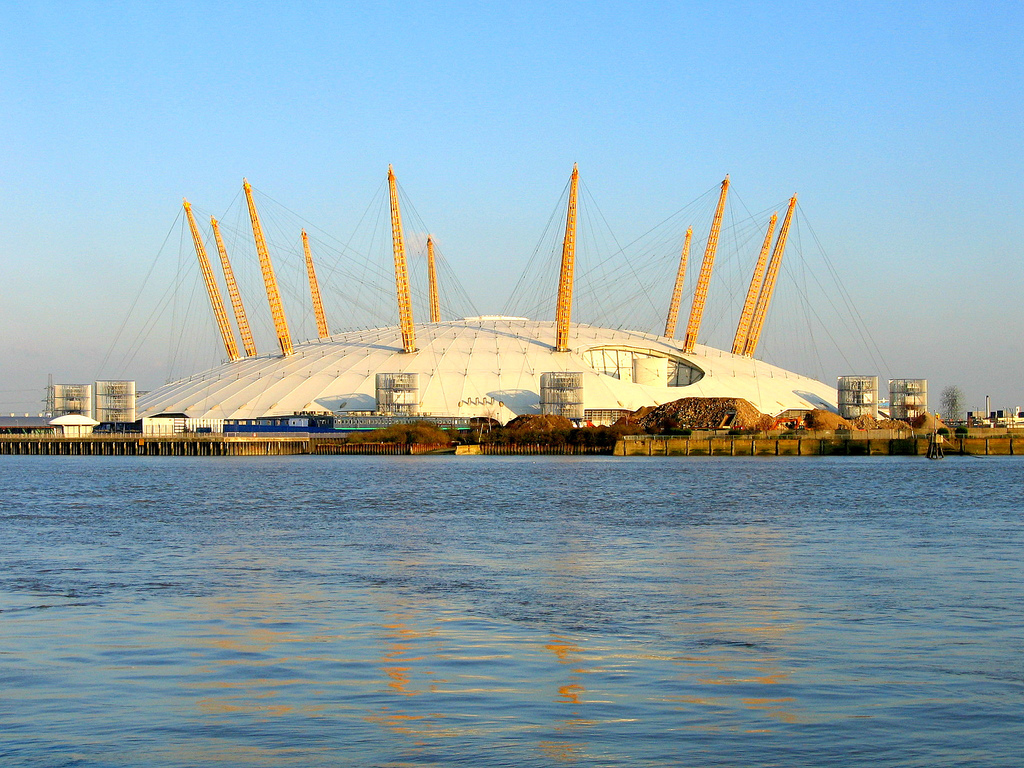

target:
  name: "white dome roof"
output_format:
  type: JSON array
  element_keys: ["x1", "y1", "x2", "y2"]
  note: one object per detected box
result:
[
  {"x1": 49, "y1": 414, "x2": 100, "y2": 426},
  {"x1": 136, "y1": 318, "x2": 837, "y2": 421}
]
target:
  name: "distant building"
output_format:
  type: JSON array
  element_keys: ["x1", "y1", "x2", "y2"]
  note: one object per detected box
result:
[
  {"x1": 94, "y1": 380, "x2": 137, "y2": 423},
  {"x1": 48, "y1": 383, "x2": 93, "y2": 418},
  {"x1": 48, "y1": 414, "x2": 100, "y2": 437},
  {"x1": 46, "y1": 379, "x2": 138, "y2": 423}
]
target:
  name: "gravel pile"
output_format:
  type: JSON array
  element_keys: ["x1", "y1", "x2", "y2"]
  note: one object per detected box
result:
[
  {"x1": 634, "y1": 397, "x2": 771, "y2": 430},
  {"x1": 805, "y1": 409, "x2": 853, "y2": 430}
]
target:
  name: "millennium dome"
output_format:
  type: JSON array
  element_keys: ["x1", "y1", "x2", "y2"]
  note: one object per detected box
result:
[{"x1": 136, "y1": 168, "x2": 838, "y2": 423}]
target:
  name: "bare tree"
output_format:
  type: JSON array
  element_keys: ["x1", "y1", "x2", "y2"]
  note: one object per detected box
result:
[{"x1": 940, "y1": 385, "x2": 965, "y2": 423}]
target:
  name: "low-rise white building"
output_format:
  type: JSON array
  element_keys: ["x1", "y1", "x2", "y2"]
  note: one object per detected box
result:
[{"x1": 49, "y1": 414, "x2": 100, "y2": 437}]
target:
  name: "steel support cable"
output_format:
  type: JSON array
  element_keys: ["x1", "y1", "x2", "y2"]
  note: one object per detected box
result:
[
  {"x1": 794, "y1": 234, "x2": 827, "y2": 382},
  {"x1": 168, "y1": 270, "x2": 206, "y2": 382},
  {"x1": 578, "y1": 180, "x2": 663, "y2": 328},
  {"x1": 574, "y1": 198, "x2": 608, "y2": 327},
  {"x1": 577, "y1": 190, "x2": 719, "y2": 332},
  {"x1": 502, "y1": 175, "x2": 571, "y2": 317},
  {"x1": 249, "y1": 181, "x2": 397, "y2": 333},
  {"x1": 242, "y1": 198, "x2": 306, "y2": 346},
  {"x1": 304, "y1": 230, "x2": 393, "y2": 301},
  {"x1": 774, "y1": 225, "x2": 820, "y2": 378},
  {"x1": 798, "y1": 206, "x2": 890, "y2": 378},
  {"x1": 579, "y1": 182, "x2": 720, "y2": 274},
  {"x1": 263, "y1": 205, "x2": 315, "y2": 340},
  {"x1": 315, "y1": 179, "x2": 393, "y2": 295},
  {"x1": 96, "y1": 209, "x2": 184, "y2": 378},
  {"x1": 769, "y1": 246, "x2": 859, "y2": 373},
  {"x1": 389, "y1": 178, "x2": 478, "y2": 325},
  {"x1": 168, "y1": 222, "x2": 188, "y2": 373},
  {"x1": 788, "y1": 207, "x2": 889, "y2": 377},
  {"x1": 110, "y1": 258, "x2": 187, "y2": 378},
  {"x1": 430, "y1": 241, "x2": 479, "y2": 318},
  {"x1": 253, "y1": 183, "x2": 384, "y2": 267}
]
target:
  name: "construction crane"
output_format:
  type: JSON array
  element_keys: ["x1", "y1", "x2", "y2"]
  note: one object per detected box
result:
[
  {"x1": 182, "y1": 199, "x2": 239, "y2": 362},
  {"x1": 554, "y1": 163, "x2": 579, "y2": 352},
  {"x1": 682, "y1": 176, "x2": 730, "y2": 353},
  {"x1": 426, "y1": 236, "x2": 441, "y2": 323},
  {"x1": 210, "y1": 216, "x2": 257, "y2": 357},
  {"x1": 388, "y1": 165, "x2": 416, "y2": 353},
  {"x1": 731, "y1": 212, "x2": 778, "y2": 355},
  {"x1": 663, "y1": 226, "x2": 693, "y2": 339},
  {"x1": 744, "y1": 194, "x2": 797, "y2": 357},
  {"x1": 301, "y1": 230, "x2": 330, "y2": 339},
  {"x1": 243, "y1": 179, "x2": 293, "y2": 356}
]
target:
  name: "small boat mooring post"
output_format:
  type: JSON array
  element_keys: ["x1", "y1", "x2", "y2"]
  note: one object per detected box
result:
[{"x1": 927, "y1": 412, "x2": 945, "y2": 460}]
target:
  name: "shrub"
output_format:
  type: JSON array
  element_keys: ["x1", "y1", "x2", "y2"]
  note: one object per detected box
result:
[{"x1": 346, "y1": 421, "x2": 451, "y2": 444}]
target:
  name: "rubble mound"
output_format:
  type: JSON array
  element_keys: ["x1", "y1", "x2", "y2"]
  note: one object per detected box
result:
[
  {"x1": 505, "y1": 414, "x2": 574, "y2": 432},
  {"x1": 612, "y1": 405, "x2": 656, "y2": 427},
  {"x1": 847, "y1": 413, "x2": 912, "y2": 430},
  {"x1": 635, "y1": 397, "x2": 770, "y2": 431},
  {"x1": 910, "y1": 412, "x2": 947, "y2": 431},
  {"x1": 805, "y1": 409, "x2": 853, "y2": 430},
  {"x1": 876, "y1": 418, "x2": 913, "y2": 430}
]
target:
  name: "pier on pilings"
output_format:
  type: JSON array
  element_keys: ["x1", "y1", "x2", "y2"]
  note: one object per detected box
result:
[
  {"x1": 0, "y1": 435, "x2": 312, "y2": 457},
  {"x1": 0, "y1": 435, "x2": 456, "y2": 457}
]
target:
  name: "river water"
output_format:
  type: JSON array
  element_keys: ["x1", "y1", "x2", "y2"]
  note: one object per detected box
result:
[{"x1": 1, "y1": 455, "x2": 1021, "y2": 767}]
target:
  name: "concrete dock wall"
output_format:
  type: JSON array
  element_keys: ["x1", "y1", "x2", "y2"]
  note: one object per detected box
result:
[{"x1": 615, "y1": 434, "x2": 1024, "y2": 457}]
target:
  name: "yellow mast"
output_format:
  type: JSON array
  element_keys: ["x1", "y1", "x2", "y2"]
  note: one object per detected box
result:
[
  {"x1": 243, "y1": 178, "x2": 293, "y2": 357},
  {"x1": 210, "y1": 216, "x2": 257, "y2": 357},
  {"x1": 388, "y1": 165, "x2": 417, "y2": 353},
  {"x1": 554, "y1": 163, "x2": 579, "y2": 352},
  {"x1": 682, "y1": 175, "x2": 730, "y2": 353},
  {"x1": 183, "y1": 199, "x2": 239, "y2": 362},
  {"x1": 731, "y1": 212, "x2": 778, "y2": 355},
  {"x1": 301, "y1": 230, "x2": 330, "y2": 339},
  {"x1": 426, "y1": 235, "x2": 441, "y2": 323},
  {"x1": 663, "y1": 226, "x2": 693, "y2": 339},
  {"x1": 744, "y1": 194, "x2": 797, "y2": 357}
]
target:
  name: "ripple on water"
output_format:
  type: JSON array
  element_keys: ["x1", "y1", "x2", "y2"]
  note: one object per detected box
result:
[{"x1": 0, "y1": 455, "x2": 1022, "y2": 766}]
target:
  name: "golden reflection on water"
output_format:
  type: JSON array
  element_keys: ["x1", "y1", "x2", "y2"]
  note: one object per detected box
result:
[
  {"x1": 664, "y1": 524, "x2": 804, "y2": 728},
  {"x1": 541, "y1": 634, "x2": 594, "y2": 763},
  {"x1": 380, "y1": 619, "x2": 431, "y2": 696},
  {"x1": 184, "y1": 590, "x2": 341, "y2": 720},
  {"x1": 366, "y1": 610, "x2": 451, "y2": 744},
  {"x1": 174, "y1": 518, "x2": 807, "y2": 756}
]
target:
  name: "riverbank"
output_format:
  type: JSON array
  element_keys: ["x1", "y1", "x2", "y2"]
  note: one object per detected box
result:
[
  {"x1": 614, "y1": 432, "x2": 1024, "y2": 456},
  {"x1": 2, "y1": 431, "x2": 1022, "y2": 457}
]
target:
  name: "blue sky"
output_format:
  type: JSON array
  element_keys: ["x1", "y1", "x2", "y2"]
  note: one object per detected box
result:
[{"x1": 1, "y1": 1, "x2": 1022, "y2": 414}]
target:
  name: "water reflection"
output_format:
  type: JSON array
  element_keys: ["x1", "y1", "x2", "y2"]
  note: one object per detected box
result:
[
  {"x1": 541, "y1": 634, "x2": 594, "y2": 763},
  {"x1": 3, "y1": 456, "x2": 1022, "y2": 766},
  {"x1": 186, "y1": 590, "x2": 336, "y2": 721},
  {"x1": 366, "y1": 610, "x2": 450, "y2": 744},
  {"x1": 666, "y1": 524, "x2": 803, "y2": 728}
]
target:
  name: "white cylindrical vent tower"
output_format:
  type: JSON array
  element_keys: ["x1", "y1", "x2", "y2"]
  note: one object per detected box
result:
[
  {"x1": 632, "y1": 356, "x2": 668, "y2": 386},
  {"x1": 540, "y1": 372, "x2": 585, "y2": 420},
  {"x1": 94, "y1": 380, "x2": 137, "y2": 423},
  {"x1": 889, "y1": 379, "x2": 927, "y2": 422},
  {"x1": 375, "y1": 372, "x2": 420, "y2": 415},
  {"x1": 837, "y1": 375, "x2": 878, "y2": 420}
]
